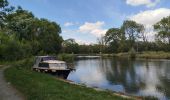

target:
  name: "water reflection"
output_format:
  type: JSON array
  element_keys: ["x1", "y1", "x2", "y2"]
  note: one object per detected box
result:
[{"x1": 68, "y1": 58, "x2": 170, "y2": 100}]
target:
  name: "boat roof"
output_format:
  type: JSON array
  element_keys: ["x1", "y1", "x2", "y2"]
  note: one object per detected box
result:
[{"x1": 43, "y1": 60, "x2": 66, "y2": 64}]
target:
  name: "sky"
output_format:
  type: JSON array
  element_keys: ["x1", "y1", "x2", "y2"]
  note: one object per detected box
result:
[{"x1": 8, "y1": 0, "x2": 170, "y2": 44}]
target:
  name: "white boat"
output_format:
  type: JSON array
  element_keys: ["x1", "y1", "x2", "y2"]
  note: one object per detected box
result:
[{"x1": 33, "y1": 56, "x2": 71, "y2": 79}]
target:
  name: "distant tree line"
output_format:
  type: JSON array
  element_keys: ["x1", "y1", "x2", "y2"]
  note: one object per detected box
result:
[
  {"x1": 102, "y1": 17, "x2": 170, "y2": 53},
  {"x1": 63, "y1": 16, "x2": 170, "y2": 54}
]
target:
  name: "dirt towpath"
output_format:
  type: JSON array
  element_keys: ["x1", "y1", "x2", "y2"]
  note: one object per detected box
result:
[{"x1": 0, "y1": 66, "x2": 24, "y2": 100}]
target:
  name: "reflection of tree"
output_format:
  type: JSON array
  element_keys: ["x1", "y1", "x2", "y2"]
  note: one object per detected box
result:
[
  {"x1": 99, "y1": 57, "x2": 141, "y2": 93},
  {"x1": 103, "y1": 58, "x2": 170, "y2": 99},
  {"x1": 147, "y1": 60, "x2": 170, "y2": 92},
  {"x1": 73, "y1": 58, "x2": 170, "y2": 99},
  {"x1": 158, "y1": 62, "x2": 170, "y2": 99}
]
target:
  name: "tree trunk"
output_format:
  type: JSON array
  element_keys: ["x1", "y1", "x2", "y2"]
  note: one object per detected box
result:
[{"x1": 168, "y1": 37, "x2": 170, "y2": 44}]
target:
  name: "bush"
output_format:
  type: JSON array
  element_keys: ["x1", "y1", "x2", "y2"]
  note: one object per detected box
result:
[
  {"x1": 57, "y1": 53, "x2": 75, "y2": 63},
  {"x1": 128, "y1": 47, "x2": 136, "y2": 58},
  {"x1": 13, "y1": 57, "x2": 35, "y2": 70}
]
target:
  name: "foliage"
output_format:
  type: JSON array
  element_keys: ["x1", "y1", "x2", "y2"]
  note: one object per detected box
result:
[
  {"x1": 97, "y1": 35, "x2": 105, "y2": 54},
  {"x1": 0, "y1": 1, "x2": 63, "y2": 61},
  {"x1": 137, "y1": 51, "x2": 170, "y2": 59},
  {"x1": 105, "y1": 28, "x2": 122, "y2": 53},
  {"x1": 103, "y1": 20, "x2": 144, "y2": 53},
  {"x1": 57, "y1": 53, "x2": 75, "y2": 63},
  {"x1": 62, "y1": 38, "x2": 79, "y2": 54},
  {"x1": 128, "y1": 47, "x2": 136, "y2": 58},
  {"x1": 121, "y1": 20, "x2": 144, "y2": 48},
  {"x1": 154, "y1": 16, "x2": 170, "y2": 44}
]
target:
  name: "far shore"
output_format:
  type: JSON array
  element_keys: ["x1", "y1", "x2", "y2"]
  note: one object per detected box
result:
[{"x1": 72, "y1": 51, "x2": 170, "y2": 59}]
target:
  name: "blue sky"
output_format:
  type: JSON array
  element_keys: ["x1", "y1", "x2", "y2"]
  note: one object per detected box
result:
[{"x1": 8, "y1": 0, "x2": 170, "y2": 44}]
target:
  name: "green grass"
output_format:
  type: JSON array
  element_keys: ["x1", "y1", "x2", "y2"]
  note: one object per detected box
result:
[
  {"x1": 4, "y1": 66, "x2": 131, "y2": 100},
  {"x1": 113, "y1": 51, "x2": 170, "y2": 59},
  {"x1": 0, "y1": 65, "x2": 3, "y2": 68},
  {"x1": 137, "y1": 51, "x2": 170, "y2": 59},
  {"x1": 57, "y1": 53, "x2": 75, "y2": 63}
]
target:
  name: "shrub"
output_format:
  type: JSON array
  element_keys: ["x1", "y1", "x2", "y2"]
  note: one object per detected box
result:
[
  {"x1": 57, "y1": 53, "x2": 75, "y2": 63},
  {"x1": 128, "y1": 47, "x2": 136, "y2": 58}
]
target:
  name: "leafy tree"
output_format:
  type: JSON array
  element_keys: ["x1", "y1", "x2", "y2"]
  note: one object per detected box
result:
[
  {"x1": 5, "y1": 7, "x2": 63, "y2": 55},
  {"x1": 121, "y1": 20, "x2": 144, "y2": 48},
  {"x1": 0, "y1": 0, "x2": 8, "y2": 8},
  {"x1": 97, "y1": 35, "x2": 105, "y2": 54},
  {"x1": 154, "y1": 16, "x2": 170, "y2": 44},
  {"x1": 0, "y1": 32, "x2": 26, "y2": 60},
  {"x1": 104, "y1": 28, "x2": 122, "y2": 53},
  {"x1": 36, "y1": 19, "x2": 63, "y2": 54},
  {"x1": 6, "y1": 7, "x2": 35, "y2": 40},
  {"x1": 105, "y1": 28, "x2": 121, "y2": 44},
  {"x1": 62, "y1": 39, "x2": 79, "y2": 54},
  {"x1": 0, "y1": 0, "x2": 63, "y2": 60}
]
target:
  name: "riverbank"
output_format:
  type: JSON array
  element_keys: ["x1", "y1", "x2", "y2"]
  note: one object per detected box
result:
[
  {"x1": 113, "y1": 51, "x2": 170, "y2": 59},
  {"x1": 4, "y1": 67, "x2": 132, "y2": 100},
  {"x1": 75, "y1": 51, "x2": 170, "y2": 59},
  {"x1": 3, "y1": 58, "x2": 159, "y2": 100},
  {"x1": 3, "y1": 59, "x2": 135, "y2": 100}
]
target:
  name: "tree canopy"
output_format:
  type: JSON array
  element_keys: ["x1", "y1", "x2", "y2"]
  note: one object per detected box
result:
[
  {"x1": 121, "y1": 20, "x2": 144, "y2": 48},
  {"x1": 0, "y1": 0, "x2": 63, "y2": 60},
  {"x1": 154, "y1": 16, "x2": 170, "y2": 44}
]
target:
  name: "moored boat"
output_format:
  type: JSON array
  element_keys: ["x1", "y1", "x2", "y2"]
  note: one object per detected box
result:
[{"x1": 33, "y1": 56, "x2": 71, "y2": 79}]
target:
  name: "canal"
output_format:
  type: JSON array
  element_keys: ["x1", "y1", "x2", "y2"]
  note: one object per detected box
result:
[{"x1": 68, "y1": 57, "x2": 170, "y2": 100}]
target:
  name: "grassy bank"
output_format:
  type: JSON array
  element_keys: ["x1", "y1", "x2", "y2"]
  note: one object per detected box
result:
[
  {"x1": 0, "y1": 65, "x2": 3, "y2": 68},
  {"x1": 137, "y1": 51, "x2": 170, "y2": 59},
  {"x1": 4, "y1": 60, "x2": 131, "y2": 100},
  {"x1": 102, "y1": 51, "x2": 170, "y2": 59}
]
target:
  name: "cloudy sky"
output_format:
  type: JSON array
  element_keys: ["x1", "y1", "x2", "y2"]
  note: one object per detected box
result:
[{"x1": 8, "y1": 0, "x2": 170, "y2": 44}]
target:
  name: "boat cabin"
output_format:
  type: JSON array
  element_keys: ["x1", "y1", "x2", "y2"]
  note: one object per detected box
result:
[{"x1": 33, "y1": 56, "x2": 71, "y2": 79}]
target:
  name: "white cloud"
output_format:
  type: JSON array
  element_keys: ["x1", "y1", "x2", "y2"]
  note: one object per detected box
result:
[
  {"x1": 78, "y1": 21, "x2": 107, "y2": 37},
  {"x1": 75, "y1": 39, "x2": 91, "y2": 45},
  {"x1": 129, "y1": 8, "x2": 170, "y2": 41},
  {"x1": 62, "y1": 30, "x2": 92, "y2": 44},
  {"x1": 130, "y1": 8, "x2": 170, "y2": 26},
  {"x1": 126, "y1": 0, "x2": 160, "y2": 7},
  {"x1": 64, "y1": 22, "x2": 74, "y2": 27}
]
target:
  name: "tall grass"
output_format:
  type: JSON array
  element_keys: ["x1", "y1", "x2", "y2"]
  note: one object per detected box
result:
[
  {"x1": 137, "y1": 51, "x2": 170, "y2": 59},
  {"x1": 57, "y1": 53, "x2": 75, "y2": 63}
]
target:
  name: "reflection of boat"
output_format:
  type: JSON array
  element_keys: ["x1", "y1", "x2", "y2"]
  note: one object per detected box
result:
[{"x1": 33, "y1": 56, "x2": 71, "y2": 79}]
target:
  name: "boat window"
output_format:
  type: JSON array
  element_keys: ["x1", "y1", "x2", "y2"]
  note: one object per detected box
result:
[
  {"x1": 38, "y1": 63, "x2": 49, "y2": 68},
  {"x1": 49, "y1": 63, "x2": 67, "y2": 68}
]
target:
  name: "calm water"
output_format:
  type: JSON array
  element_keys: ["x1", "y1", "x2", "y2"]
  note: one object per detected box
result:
[{"x1": 68, "y1": 57, "x2": 170, "y2": 100}]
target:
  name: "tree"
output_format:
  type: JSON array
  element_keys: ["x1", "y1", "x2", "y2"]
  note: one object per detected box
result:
[
  {"x1": 121, "y1": 20, "x2": 144, "y2": 48},
  {"x1": 62, "y1": 39, "x2": 79, "y2": 54},
  {"x1": 105, "y1": 28, "x2": 121, "y2": 44},
  {"x1": 5, "y1": 7, "x2": 63, "y2": 54},
  {"x1": 104, "y1": 28, "x2": 122, "y2": 53},
  {"x1": 36, "y1": 19, "x2": 63, "y2": 54},
  {"x1": 154, "y1": 16, "x2": 170, "y2": 44},
  {"x1": 0, "y1": 0, "x2": 8, "y2": 8},
  {"x1": 97, "y1": 35, "x2": 105, "y2": 54},
  {"x1": 0, "y1": 0, "x2": 8, "y2": 25},
  {"x1": 0, "y1": 0, "x2": 14, "y2": 30},
  {"x1": 6, "y1": 7, "x2": 35, "y2": 40}
]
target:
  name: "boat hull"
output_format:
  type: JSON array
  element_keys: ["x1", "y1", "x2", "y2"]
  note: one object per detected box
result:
[{"x1": 50, "y1": 70, "x2": 71, "y2": 79}]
